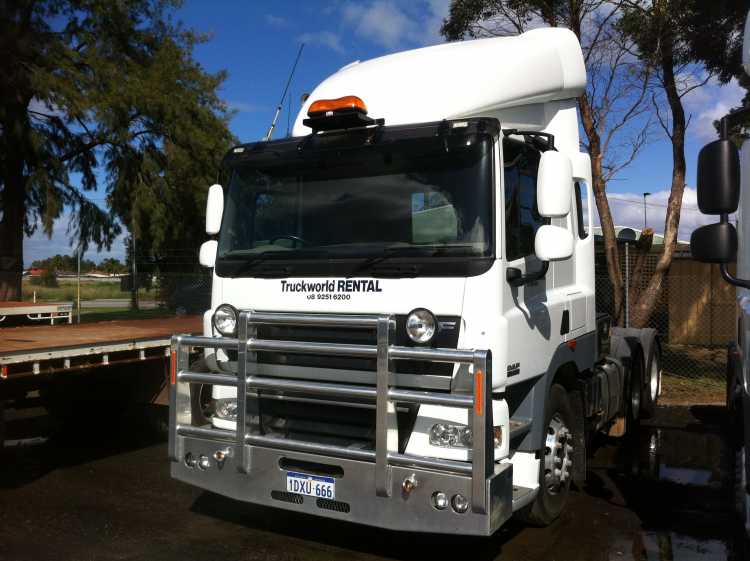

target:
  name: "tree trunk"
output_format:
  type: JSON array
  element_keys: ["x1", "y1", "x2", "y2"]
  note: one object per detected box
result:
[
  {"x1": 630, "y1": 30, "x2": 686, "y2": 329},
  {"x1": 0, "y1": 141, "x2": 26, "y2": 301},
  {"x1": 579, "y1": 92, "x2": 626, "y2": 325}
]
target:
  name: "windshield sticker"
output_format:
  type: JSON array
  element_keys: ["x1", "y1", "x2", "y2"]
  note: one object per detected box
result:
[{"x1": 281, "y1": 280, "x2": 382, "y2": 300}]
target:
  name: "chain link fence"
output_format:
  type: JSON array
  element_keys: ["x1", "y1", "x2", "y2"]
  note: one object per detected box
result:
[{"x1": 596, "y1": 244, "x2": 731, "y2": 402}]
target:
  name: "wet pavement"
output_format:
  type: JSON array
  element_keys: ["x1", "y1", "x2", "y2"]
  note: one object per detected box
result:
[{"x1": 0, "y1": 405, "x2": 740, "y2": 561}]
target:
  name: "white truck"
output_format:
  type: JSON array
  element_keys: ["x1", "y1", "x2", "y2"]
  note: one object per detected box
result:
[
  {"x1": 691, "y1": 10, "x2": 750, "y2": 549},
  {"x1": 168, "y1": 28, "x2": 661, "y2": 535}
]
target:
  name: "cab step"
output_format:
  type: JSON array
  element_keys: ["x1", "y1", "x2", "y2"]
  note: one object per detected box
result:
[{"x1": 512, "y1": 485, "x2": 538, "y2": 511}]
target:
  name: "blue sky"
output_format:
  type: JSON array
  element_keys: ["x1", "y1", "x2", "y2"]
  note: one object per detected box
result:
[{"x1": 23, "y1": 0, "x2": 745, "y2": 265}]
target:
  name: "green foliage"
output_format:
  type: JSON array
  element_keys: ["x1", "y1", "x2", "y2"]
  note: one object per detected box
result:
[
  {"x1": 0, "y1": 0, "x2": 236, "y2": 299},
  {"x1": 30, "y1": 269, "x2": 59, "y2": 288}
]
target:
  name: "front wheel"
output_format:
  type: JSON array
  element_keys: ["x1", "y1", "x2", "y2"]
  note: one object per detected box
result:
[
  {"x1": 518, "y1": 384, "x2": 575, "y2": 526},
  {"x1": 189, "y1": 358, "x2": 214, "y2": 426}
]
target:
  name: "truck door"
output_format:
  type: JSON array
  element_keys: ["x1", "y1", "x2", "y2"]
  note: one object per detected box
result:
[{"x1": 501, "y1": 138, "x2": 572, "y2": 383}]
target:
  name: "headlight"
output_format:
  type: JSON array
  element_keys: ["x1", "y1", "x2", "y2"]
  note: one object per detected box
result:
[
  {"x1": 214, "y1": 398, "x2": 238, "y2": 421},
  {"x1": 429, "y1": 423, "x2": 503, "y2": 449},
  {"x1": 406, "y1": 308, "x2": 436, "y2": 344},
  {"x1": 212, "y1": 304, "x2": 238, "y2": 336}
]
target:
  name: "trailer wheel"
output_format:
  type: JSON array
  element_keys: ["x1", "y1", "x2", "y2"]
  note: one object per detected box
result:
[
  {"x1": 518, "y1": 384, "x2": 574, "y2": 526},
  {"x1": 0, "y1": 400, "x2": 5, "y2": 451},
  {"x1": 189, "y1": 358, "x2": 214, "y2": 426},
  {"x1": 640, "y1": 342, "x2": 661, "y2": 419}
]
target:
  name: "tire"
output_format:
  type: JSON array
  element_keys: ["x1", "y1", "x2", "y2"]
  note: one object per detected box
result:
[
  {"x1": 517, "y1": 384, "x2": 575, "y2": 526},
  {"x1": 624, "y1": 344, "x2": 645, "y2": 436},
  {"x1": 0, "y1": 400, "x2": 5, "y2": 451},
  {"x1": 640, "y1": 342, "x2": 661, "y2": 419},
  {"x1": 189, "y1": 358, "x2": 214, "y2": 426}
]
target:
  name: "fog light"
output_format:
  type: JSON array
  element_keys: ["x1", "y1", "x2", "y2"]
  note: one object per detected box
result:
[
  {"x1": 214, "y1": 398, "x2": 238, "y2": 421},
  {"x1": 432, "y1": 491, "x2": 449, "y2": 510},
  {"x1": 184, "y1": 452, "x2": 196, "y2": 468},
  {"x1": 452, "y1": 493, "x2": 469, "y2": 513}
]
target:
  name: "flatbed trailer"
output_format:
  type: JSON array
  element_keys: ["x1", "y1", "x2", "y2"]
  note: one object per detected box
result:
[
  {"x1": 0, "y1": 301, "x2": 73, "y2": 325},
  {"x1": 0, "y1": 315, "x2": 202, "y2": 445}
]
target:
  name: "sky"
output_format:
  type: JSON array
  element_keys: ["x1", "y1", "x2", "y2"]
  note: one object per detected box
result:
[{"x1": 23, "y1": 0, "x2": 746, "y2": 265}]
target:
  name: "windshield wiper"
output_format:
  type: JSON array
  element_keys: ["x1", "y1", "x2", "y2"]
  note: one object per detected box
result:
[
  {"x1": 347, "y1": 245, "x2": 476, "y2": 278},
  {"x1": 224, "y1": 249, "x2": 328, "y2": 277}
]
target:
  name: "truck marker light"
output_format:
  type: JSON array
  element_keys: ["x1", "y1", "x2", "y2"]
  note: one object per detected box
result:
[
  {"x1": 170, "y1": 351, "x2": 176, "y2": 385},
  {"x1": 566, "y1": 339, "x2": 577, "y2": 350},
  {"x1": 0, "y1": 366, "x2": 7, "y2": 379},
  {"x1": 308, "y1": 95, "x2": 367, "y2": 116},
  {"x1": 475, "y1": 369, "x2": 484, "y2": 416}
]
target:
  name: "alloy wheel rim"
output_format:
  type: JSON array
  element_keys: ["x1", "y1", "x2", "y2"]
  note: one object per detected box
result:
[{"x1": 544, "y1": 414, "x2": 573, "y2": 494}]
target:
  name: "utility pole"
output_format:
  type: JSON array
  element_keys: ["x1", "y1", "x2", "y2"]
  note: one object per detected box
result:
[
  {"x1": 130, "y1": 216, "x2": 139, "y2": 311},
  {"x1": 76, "y1": 244, "x2": 81, "y2": 324},
  {"x1": 643, "y1": 192, "x2": 651, "y2": 231}
]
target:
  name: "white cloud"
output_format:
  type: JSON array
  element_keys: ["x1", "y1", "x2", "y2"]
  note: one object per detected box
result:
[
  {"x1": 682, "y1": 76, "x2": 745, "y2": 142},
  {"x1": 341, "y1": 0, "x2": 449, "y2": 50},
  {"x1": 27, "y1": 97, "x2": 65, "y2": 119},
  {"x1": 24, "y1": 212, "x2": 126, "y2": 267},
  {"x1": 297, "y1": 31, "x2": 345, "y2": 54},
  {"x1": 265, "y1": 14, "x2": 287, "y2": 28}
]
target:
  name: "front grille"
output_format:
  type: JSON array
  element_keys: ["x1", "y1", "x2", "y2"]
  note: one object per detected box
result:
[
  {"x1": 271, "y1": 490, "x2": 304, "y2": 504},
  {"x1": 227, "y1": 314, "x2": 461, "y2": 377},
  {"x1": 316, "y1": 498, "x2": 350, "y2": 513}
]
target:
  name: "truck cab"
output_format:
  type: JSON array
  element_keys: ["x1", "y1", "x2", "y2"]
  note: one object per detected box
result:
[{"x1": 168, "y1": 27, "x2": 659, "y2": 536}]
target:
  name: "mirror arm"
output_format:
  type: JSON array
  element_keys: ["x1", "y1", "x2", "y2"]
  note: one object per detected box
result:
[
  {"x1": 507, "y1": 261, "x2": 549, "y2": 287},
  {"x1": 720, "y1": 264, "x2": 750, "y2": 290},
  {"x1": 715, "y1": 212, "x2": 750, "y2": 289}
]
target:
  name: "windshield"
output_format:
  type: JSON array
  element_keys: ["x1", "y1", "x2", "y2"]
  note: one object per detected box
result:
[{"x1": 216, "y1": 126, "x2": 495, "y2": 278}]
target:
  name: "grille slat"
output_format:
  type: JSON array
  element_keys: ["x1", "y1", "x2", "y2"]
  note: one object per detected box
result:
[
  {"x1": 271, "y1": 490, "x2": 304, "y2": 504},
  {"x1": 316, "y1": 498, "x2": 351, "y2": 513}
]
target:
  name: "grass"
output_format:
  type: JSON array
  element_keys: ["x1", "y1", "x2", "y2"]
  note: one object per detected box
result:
[
  {"x1": 22, "y1": 279, "x2": 155, "y2": 302},
  {"x1": 77, "y1": 307, "x2": 176, "y2": 323},
  {"x1": 659, "y1": 343, "x2": 727, "y2": 406}
]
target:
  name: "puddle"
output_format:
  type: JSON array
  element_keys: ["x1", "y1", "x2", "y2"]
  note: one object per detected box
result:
[{"x1": 640, "y1": 531, "x2": 727, "y2": 561}]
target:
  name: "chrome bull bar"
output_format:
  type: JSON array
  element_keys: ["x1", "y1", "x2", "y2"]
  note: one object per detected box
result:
[{"x1": 168, "y1": 311, "x2": 493, "y2": 513}]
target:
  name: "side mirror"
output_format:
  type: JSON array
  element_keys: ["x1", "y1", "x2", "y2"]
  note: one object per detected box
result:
[
  {"x1": 690, "y1": 222, "x2": 737, "y2": 264},
  {"x1": 206, "y1": 184, "x2": 224, "y2": 235},
  {"x1": 697, "y1": 139, "x2": 739, "y2": 214},
  {"x1": 535, "y1": 224, "x2": 574, "y2": 261},
  {"x1": 537, "y1": 151, "x2": 573, "y2": 217},
  {"x1": 199, "y1": 240, "x2": 218, "y2": 268}
]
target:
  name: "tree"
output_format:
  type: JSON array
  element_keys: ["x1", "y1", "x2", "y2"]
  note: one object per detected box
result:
[
  {"x1": 0, "y1": 0, "x2": 233, "y2": 300},
  {"x1": 618, "y1": 0, "x2": 747, "y2": 327},
  {"x1": 443, "y1": 0, "x2": 654, "y2": 326}
]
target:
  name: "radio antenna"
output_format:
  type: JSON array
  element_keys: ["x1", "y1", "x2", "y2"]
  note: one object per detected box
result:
[{"x1": 264, "y1": 43, "x2": 304, "y2": 141}]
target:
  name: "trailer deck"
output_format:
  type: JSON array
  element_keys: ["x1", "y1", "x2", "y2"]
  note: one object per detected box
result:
[
  {"x1": 0, "y1": 301, "x2": 73, "y2": 325},
  {"x1": 0, "y1": 315, "x2": 202, "y2": 379}
]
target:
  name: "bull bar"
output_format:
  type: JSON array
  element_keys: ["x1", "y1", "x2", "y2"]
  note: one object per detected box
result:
[{"x1": 168, "y1": 311, "x2": 509, "y2": 533}]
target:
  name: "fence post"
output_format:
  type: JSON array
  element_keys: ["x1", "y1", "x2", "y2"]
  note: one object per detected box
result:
[{"x1": 625, "y1": 242, "x2": 630, "y2": 328}]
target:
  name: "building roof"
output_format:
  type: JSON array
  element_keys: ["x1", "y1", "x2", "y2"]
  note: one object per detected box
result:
[{"x1": 591, "y1": 226, "x2": 690, "y2": 249}]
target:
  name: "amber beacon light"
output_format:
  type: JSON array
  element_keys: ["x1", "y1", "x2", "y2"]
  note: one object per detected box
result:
[
  {"x1": 303, "y1": 95, "x2": 382, "y2": 132},
  {"x1": 307, "y1": 95, "x2": 368, "y2": 117}
]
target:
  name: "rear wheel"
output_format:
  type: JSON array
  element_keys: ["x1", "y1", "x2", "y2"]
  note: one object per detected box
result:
[
  {"x1": 518, "y1": 384, "x2": 574, "y2": 526},
  {"x1": 640, "y1": 343, "x2": 661, "y2": 419}
]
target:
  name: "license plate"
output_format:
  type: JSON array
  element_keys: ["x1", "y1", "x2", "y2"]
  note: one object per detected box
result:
[{"x1": 286, "y1": 471, "x2": 335, "y2": 499}]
